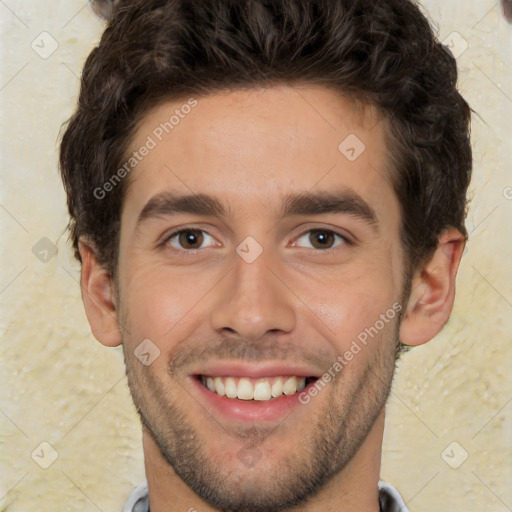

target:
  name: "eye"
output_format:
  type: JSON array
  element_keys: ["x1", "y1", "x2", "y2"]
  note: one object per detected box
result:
[
  {"x1": 294, "y1": 229, "x2": 348, "y2": 250},
  {"x1": 162, "y1": 227, "x2": 349, "y2": 252},
  {"x1": 164, "y1": 229, "x2": 218, "y2": 251}
]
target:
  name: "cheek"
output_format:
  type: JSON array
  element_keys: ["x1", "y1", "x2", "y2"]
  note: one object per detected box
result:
[
  {"x1": 121, "y1": 265, "x2": 188, "y2": 343},
  {"x1": 314, "y1": 294, "x2": 396, "y2": 343},
  {"x1": 305, "y1": 264, "x2": 399, "y2": 353}
]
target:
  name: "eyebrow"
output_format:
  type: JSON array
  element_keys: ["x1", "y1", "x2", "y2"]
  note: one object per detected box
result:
[{"x1": 135, "y1": 188, "x2": 380, "y2": 233}]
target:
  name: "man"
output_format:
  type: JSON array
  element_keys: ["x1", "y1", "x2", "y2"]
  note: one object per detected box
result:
[{"x1": 59, "y1": 0, "x2": 472, "y2": 510}]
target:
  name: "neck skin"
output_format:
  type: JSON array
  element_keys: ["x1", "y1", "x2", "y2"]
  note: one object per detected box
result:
[{"x1": 142, "y1": 407, "x2": 385, "y2": 512}]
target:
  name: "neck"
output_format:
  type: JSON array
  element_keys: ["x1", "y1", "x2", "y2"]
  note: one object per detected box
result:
[{"x1": 143, "y1": 408, "x2": 385, "y2": 512}]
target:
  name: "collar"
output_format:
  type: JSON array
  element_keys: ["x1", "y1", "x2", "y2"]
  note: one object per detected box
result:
[{"x1": 123, "y1": 480, "x2": 410, "y2": 512}]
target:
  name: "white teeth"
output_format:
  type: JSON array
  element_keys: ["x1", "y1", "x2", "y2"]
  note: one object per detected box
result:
[
  {"x1": 206, "y1": 377, "x2": 215, "y2": 392},
  {"x1": 201, "y1": 375, "x2": 308, "y2": 401},
  {"x1": 271, "y1": 377, "x2": 283, "y2": 397},
  {"x1": 224, "y1": 377, "x2": 238, "y2": 398},
  {"x1": 237, "y1": 378, "x2": 253, "y2": 400},
  {"x1": 253, "y1": 381, "x2": 272, "y2": 401},
  {"x1": 213, "y1": 376, "x2": 225, "y2": 395},
  {"x1": 283, "y1": 376, "x2": 298, "y2": 395}
]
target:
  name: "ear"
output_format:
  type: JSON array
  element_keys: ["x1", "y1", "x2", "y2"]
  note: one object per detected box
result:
[
  {"x1": 399, "y1": 227, "x2": 466, "y2": 346},
  {"x1": 78, "y1": 237, "x2": 122, "y2": 347}
]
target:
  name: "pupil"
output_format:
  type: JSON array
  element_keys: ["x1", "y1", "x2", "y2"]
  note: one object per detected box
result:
[
  {"x1": 312, "y1": 230, "x2": 332, "y2": 248},
  {"x1": 181, "y1": 230, "x2": 201, "y2": 248}
]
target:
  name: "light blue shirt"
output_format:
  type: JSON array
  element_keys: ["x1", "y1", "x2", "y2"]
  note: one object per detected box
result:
[{"x1": 122, "y1": 480, "x2": 410, "y2": 511}]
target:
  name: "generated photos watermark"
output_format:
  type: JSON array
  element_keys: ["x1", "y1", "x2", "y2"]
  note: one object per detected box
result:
[
  {"x1": 298, "y1": 301, "x2": 403, "y2": 404},
  {"x1": 93, "y1": 97, "x2": 198, "y2": 200}
]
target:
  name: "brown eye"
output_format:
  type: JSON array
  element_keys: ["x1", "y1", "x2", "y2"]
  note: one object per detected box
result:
[
  {"x1": 178, "y1": 230, "x2": 203, "y2": 249},
  {"x1": 309, "y1": 230, "x2": 335, "y2": 249},
  {"x1": 166, "y1": 229, "x2": 215, "y2": 251},
  {"x1": 295, "y1": 229, "x2": 347, "y2": 250}
]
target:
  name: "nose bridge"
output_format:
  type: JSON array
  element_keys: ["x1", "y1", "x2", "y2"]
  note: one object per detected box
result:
[{"x1": 210, "y1": 243, "x2": 296, "y2": 340}]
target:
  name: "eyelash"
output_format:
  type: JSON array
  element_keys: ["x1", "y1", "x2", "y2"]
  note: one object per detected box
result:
[{"x1": 160, "y1": 227, "x2": 352, "y2": 252}]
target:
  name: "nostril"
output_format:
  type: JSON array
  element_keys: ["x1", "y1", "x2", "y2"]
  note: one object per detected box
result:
[{"x1": 502, "y1": 0, "x2": 512, "y2": 23}]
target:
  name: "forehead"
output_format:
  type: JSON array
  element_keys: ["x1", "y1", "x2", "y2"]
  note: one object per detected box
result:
[{"x1": 121, "y1": 85, "x2": 397, "y2": 228}]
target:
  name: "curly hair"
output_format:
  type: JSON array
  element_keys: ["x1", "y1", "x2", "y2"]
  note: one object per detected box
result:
[{"x1": 59, "y1": 0, "x2": 472, "y2": 282}]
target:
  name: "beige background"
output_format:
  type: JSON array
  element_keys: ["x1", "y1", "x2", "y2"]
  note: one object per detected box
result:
[{"x1": 1, "y1": 1, "x2": 511, "y2": 511}]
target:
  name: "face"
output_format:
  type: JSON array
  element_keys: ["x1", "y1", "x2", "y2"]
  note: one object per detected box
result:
[{"x1": 116, "y1": 85, "x2": 407, "y2": 511}]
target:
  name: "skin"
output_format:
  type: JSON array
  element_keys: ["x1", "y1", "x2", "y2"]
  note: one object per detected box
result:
[{"x1": 79, "y1": 85, "x2": 465, "y2": 512}]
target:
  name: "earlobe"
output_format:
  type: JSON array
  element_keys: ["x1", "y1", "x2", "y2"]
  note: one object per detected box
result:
[
  {"x1": 78, "y1": 237, "x2": 123, "y2": 347},
  {"x1": 399, "y1": 228, "x2": 466, "y2": 347}
]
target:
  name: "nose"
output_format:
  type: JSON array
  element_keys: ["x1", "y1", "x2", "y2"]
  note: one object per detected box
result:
[{"x1": 210, "y1": 246, "x2": 297, "y2": 341}]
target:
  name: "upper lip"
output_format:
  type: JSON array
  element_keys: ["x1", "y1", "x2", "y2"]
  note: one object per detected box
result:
[{"x1": 191, "y1": 361, "x2": 322, "y2": 379}]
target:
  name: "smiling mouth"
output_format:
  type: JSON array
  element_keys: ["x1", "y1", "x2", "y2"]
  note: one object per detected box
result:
[{"x1": 196, "y1": 375, "x2": 318, "y2": 401}]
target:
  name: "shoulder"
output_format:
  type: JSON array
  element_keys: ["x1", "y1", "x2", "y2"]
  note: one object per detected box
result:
[
  {"x1": 123, "y1": 481, "x2": 408, "y2": 512},
  {"x1": 122, "y1": 483, "x2": 149, "y2": 512},
  {"x1": 378, "y1": 480, "x2": 410, "y2": 512}
]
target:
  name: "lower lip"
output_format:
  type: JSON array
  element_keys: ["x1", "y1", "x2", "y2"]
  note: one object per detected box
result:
[{"x1": 190, "y1": 376, "x2": 318, "y2": 422}]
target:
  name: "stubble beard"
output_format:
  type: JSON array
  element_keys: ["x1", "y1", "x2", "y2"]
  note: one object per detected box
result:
[{"x1": 122, "y1": 319, "x2": 400, "y2": 512}]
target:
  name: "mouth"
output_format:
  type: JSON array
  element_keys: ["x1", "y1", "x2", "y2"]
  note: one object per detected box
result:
[
  {"x1": 195, "y1": 374, "x2": 318, "y2": 401},
  {"x1": 187, "y1": 362, "x2": 324, "y2": 422},
  {"x1": 190, "y1": 371, "x2": 321, "y2": 423}
]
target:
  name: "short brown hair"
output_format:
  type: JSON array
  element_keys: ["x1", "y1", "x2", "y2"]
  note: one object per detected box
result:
[{"x1": 59, "y1": 0, "x2": 472, "y2": 280}]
